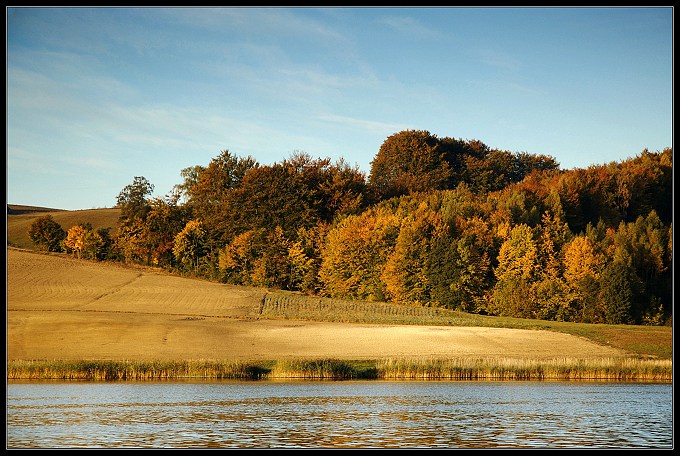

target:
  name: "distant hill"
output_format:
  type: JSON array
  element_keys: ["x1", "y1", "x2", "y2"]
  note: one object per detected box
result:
[
  {"x1": 7, "y1": 204, "x2": 66, "y2": 215},
  {"x1": 7, "y1": 206, "x2": 121, "y2": 250}
]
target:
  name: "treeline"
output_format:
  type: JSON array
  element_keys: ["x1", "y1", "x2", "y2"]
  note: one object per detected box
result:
[{"x1": 28, "y1": 130, "x2": 672, "y2": 325}]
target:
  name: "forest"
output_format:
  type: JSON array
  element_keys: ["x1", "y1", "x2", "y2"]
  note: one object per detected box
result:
[{"x1": 28, "y1": 130, "x2": 673, "y2": 326}]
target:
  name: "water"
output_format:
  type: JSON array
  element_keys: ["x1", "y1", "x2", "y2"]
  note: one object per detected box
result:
[{"x1": 6, "y1": 380, "x2": 673, "y2": 449}]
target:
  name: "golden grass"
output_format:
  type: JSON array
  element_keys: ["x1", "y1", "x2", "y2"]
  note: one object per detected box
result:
[
  {"x1": 374, "y1": 356, "x2": 672, "y2": 381},
  {"x1": 7, "y1": 357, "x2": 671, "y2": 382},
  {"x1": 263, "y1": 291, "x2": 672, "y2": 360},
  {"x1": 6, "y1": 248, "x2": 673, "y2": 382}
]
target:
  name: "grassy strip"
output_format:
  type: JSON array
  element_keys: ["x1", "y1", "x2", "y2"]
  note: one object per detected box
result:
[
  {"x1": 262, "y1": 292, "x2": 673, "y2": 359},
  {"x1": 375, "y1": 357, "x2": 672, "y2": 381},
  {"x1": 6, "y1": 360, "x2": 271, "y2": 381},
  {"x1": 8, "y1": 357, "x2": 672, "y2": 382}
]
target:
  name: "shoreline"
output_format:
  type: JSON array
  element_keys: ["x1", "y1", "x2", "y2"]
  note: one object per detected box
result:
[{"x1": 8, "y1": 357, "x2": 673, "y2": 382}]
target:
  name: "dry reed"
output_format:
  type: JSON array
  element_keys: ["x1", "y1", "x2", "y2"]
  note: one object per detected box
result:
[{"x1": 7, "y1": 357, "x2": 671, "y2": 382}]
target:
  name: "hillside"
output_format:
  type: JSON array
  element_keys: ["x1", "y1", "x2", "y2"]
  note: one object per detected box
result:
[
  {"x1": 7, "y1": 247, "x2": 672, "y2": 363},
  {"x1": 6, "y1": 205, "x2": 121, "y2": 250},
  {"x1": 7, "y1": 204, "x2": 66, "y2": 215}
]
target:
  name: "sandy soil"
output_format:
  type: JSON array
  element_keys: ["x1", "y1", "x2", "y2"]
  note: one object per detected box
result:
[{"x1": 7, "y1": 248, "x2": 628, "y2": 362}]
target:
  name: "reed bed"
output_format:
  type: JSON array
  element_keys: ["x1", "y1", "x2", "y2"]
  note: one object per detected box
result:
[
  {"x1": 7, "y1": 357, "x2": 671, "y2": 382},
  {"x1": 6, "y1": 359, "x2": 269, "y2": 381},
  {"x1": 375, "y1": 357, "x2": 673, "y2": 381},
  {"x1": 268, "y1": 359, "x2": 367, "y2": 379}
]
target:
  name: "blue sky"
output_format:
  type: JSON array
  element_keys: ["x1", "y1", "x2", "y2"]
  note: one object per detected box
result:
[{"x1": 7, "y1": 7, "x2": 673, "y2": 210}]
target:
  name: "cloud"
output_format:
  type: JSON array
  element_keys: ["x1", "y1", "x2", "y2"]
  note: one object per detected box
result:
[
  {"x1": 316, "y1": 113, "x2": 406, "y2": 135},
  {"x1": 378, "y1": 15, "x2": 445, "y2": 40},
  {"x1": 476, "y1": 48, "x2": 522, "y2": 72},
  {"x1": 158, "y1": 8, "x2": 349, "y2": 45}
]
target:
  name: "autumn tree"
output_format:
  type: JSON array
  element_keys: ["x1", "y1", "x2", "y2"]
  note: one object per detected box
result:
[
  {"x1": 143, "y1": 196, "x2": 190, "y2": 267},
  {"x1": 173, "y1": 220, "x2": 208, "y2": 272},
  {"x1": 64, "y1": 225, "x2": 86, "y2": 259},
  {"x1": 115, "y1": 216, "x2": 152, "y2": 264},
  {"x1": 319, "y1": 207, "x2": 400, "y2": 301},
  {"x1": 368, "y1": 130, "x2": 452, "y2": 201},
  {"x1": 28, "y1": 215, "x2": 66, "y2": 252},
  {"x1": 218, "y1": 229, "x2": 264, "y2": 286},
  {"x1": 381, "y1": 203, "x2": 448, "y2": 305},
  {"x1": 178, "y1": 150, "x2": 258, "y2": 245},
  {"x1": 251, "y1": 226, "x2": 293, "y2": 289},
  {"x1": 63, "y1": 223, "x2": 107, "y2": 260},
  {"x1": 562, "y1": 235, "x2": 606, "y2": 323},
  {"x1": 287, "y1": 222, "x2": 330, "y2": 294},
  {"x1": 488, "y1": 224, "x2": 539, "y2": 318}
]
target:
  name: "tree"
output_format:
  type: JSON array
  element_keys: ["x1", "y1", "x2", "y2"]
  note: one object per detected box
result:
[
  {"x1": 116, "y1": 176, "x2": 154, "y2": 221},
  {"x1": 63, "y1": 223, "x2": 106, "y2": 260},
  {"x1": 381, "y1": 203, "x2": 448, "y2": 305},
  {"x1": 368, "y1": 130, "x2": 452, "y2": 201},
  {"x1": 563, "y1": 236, "x2": 604, "y2": 286},
  {"x1": 181, "y1": 150, "x2": 257, "y2": 234},
  {"x1": 489, "y1": 224, "x2": 540, "y2": 318},
  {"x1": 115, "y1": 216, "x2": 152, "y2": 265},
  {"x1": 144, "y1": 197, "x2": 190, "y2": 267},
  {"x1": 494, "y1": 224, "x2": 539, "y2": 283},
  {"x1": 173, "y1": 220, "x2": 208, "y2": 272},
  {"x1": 28, "y1": 215, "x2": 66, "y2": 252},
  {"x1": 64, "y1": 225, "x2": 87, "y2": 259},
  {"x1": 599, "y1": 261, "x2": 635, "y2": 325},
  {"x1": 218, "y1": 229, "x2": 263, "y2": 285},
  {"x1": 251, "y1": 226, "x2": 293, "y2": 289},
  {"x1": 319, "y1": 207, "x2": 400, "y2": 301}
]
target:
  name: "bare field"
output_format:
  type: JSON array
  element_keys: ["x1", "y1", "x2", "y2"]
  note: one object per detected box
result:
[{"x1": 7, "y1": 248, "x2": 632, "y2": 362}]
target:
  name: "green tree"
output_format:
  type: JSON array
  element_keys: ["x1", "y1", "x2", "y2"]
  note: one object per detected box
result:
[
  {"x1": 116, "y1": 176, "x2": 154, "y2": 221},
  {"x1": 28, "y1": 215, "x2": 66, "y2": 252},
  {"x1": 426, "y1": 232, "x2": 491, "y2": 312},
  {"x1": 599, "y1": 261, "x2": 635, "y2": 325}
]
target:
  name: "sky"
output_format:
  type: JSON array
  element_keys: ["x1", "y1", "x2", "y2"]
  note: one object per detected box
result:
[{"x1": 6, "y1": 7, "x2": 673, "y2": 211}]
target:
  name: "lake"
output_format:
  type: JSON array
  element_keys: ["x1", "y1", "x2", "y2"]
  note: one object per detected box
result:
[{"x1": 6, "y1": 380, "x2": 673, "y2": 449}]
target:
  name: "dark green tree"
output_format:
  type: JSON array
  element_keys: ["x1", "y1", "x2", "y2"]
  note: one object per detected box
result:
[
  {"x1": 116, "y1": 176, "x2": 154, "y2": 221},
  {"x1": 28, "y1": 215, "x2": 66, "y2": 252},
  {"x1": 599, "y1": 261, "x2": 635, "y2": 325}
]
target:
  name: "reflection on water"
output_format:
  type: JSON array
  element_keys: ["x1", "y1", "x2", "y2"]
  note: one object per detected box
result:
[{"x1": 7, "y1": 380, "x2": 673, "y2": 449}]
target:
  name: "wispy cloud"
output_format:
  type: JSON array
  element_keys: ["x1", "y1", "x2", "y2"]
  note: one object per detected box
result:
[
  {"x1": 159, "y1": 8, "x2": 349, "y2": 45},
  {"x1": 476, "y1": 48, "x2": 522, "y2": 72},
  {"x1": 378, "y1": 15, "x2": 445, "y2": 40},
  {"x1": 317, "y1": 113, "x2": 406, "y2": 135}
]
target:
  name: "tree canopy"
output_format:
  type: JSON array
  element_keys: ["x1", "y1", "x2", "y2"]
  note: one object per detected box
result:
[{"x1": 34, "y1": 130, "x2": 671, "y2": 327}]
